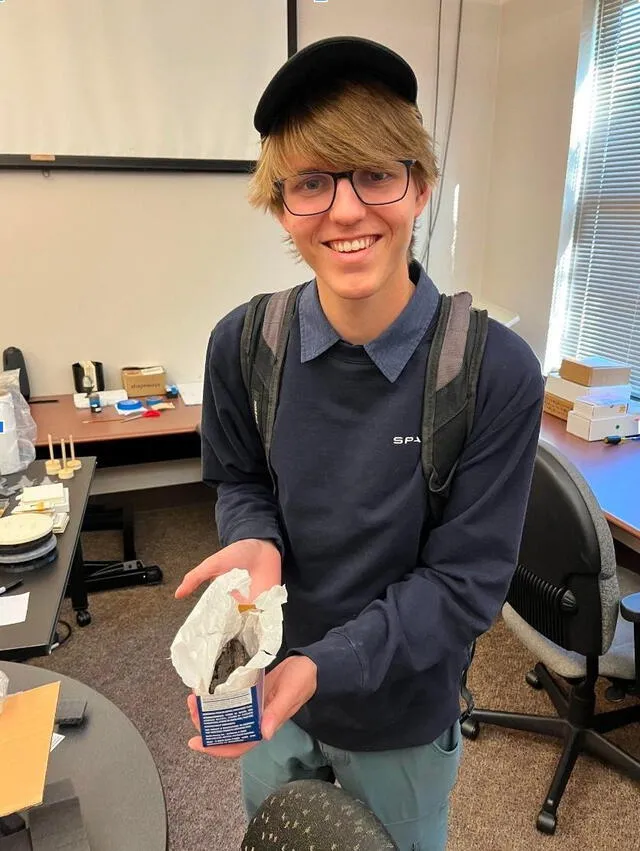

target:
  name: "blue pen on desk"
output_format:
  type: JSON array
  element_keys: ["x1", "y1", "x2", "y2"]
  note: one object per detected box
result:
[{"x1": 0, "y1": 580, "x2": 23, "y2": 596}]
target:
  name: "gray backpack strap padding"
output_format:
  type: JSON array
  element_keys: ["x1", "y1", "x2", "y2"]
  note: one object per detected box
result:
[
  {"x1": 422, "y1": 292, "x2": 489, "y2": 527},
  {"x1": 240, "y1": 285, "x2": 305, "y2": 475}
]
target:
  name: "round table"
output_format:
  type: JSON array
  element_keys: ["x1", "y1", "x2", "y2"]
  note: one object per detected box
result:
[{"x1": 3, "y1": 662, "x2": 167, "y2": 851}]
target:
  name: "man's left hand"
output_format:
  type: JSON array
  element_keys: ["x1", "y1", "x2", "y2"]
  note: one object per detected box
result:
[{"x1": 187, "y1": 655, "x2": 317, "y2": 759}]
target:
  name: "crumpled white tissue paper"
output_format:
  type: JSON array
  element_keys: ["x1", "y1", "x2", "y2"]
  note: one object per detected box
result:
[{"x1": 170, "y1": 568, "x2": 287, "y2": 697}]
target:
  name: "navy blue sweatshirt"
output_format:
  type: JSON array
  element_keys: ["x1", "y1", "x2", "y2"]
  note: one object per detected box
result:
[{"x1": 201, "y1": 262, "x2": 544, "y2": 751}]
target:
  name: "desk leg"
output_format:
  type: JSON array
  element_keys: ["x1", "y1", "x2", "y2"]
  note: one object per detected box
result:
[
  {"x1": 123, "y1": 503, "x2": 137, "y2": 562},
  {"x1": 68, "y1": 540, "x2": 92, "y2": 627}
]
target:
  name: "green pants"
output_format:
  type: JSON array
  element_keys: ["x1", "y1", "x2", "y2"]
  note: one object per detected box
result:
[{"x1": 242, "y1": 719, "x2": 461, "y2": 851}]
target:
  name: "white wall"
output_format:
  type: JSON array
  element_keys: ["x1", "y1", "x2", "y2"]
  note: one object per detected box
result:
[
  {"x1": 1, "y1": 0, "x2": 584, "y2": 394},
  {"x1": 1, "y1": 0, "x2": 502, "y2": 396},
  {"x1": 481, "y1": 0, "x2": 583, "y2": 360}
]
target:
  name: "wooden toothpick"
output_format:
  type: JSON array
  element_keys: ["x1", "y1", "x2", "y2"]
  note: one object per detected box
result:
[
  {"x1": 58, "y1": 438, "x2": 74, "y2": 479},
  {"x1": 45, "y1": 432, "x2": 61, "y2": 475},
  {"x1": 66, "y1": 434, "x2": 82, "y2": 470}
]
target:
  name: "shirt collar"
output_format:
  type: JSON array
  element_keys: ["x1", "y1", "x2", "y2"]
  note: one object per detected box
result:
[{"x1": 298, "y1": 261, "x2": 440, "y2": 382}]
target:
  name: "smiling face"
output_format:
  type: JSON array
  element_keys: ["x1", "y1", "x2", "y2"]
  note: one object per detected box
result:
[
  {"x1": 248, "y1": 79, "x2": 439, "y2": 306},
  {"x1": 276, "y1": 160, "x2": 430, "y2": 303}
]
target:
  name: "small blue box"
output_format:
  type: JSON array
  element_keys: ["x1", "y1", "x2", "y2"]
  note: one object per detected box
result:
[{"x1": 196, "y1": 671, "x2": 264, "y2": 746}]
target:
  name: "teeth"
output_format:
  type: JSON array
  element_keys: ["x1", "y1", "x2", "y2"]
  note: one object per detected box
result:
[{"x1": 328, "y1": 236, "x2": 377, "y2": 253}]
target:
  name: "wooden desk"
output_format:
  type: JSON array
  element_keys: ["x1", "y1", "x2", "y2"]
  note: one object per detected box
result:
[
  {"x1": 540, "y1": 412, "x2": 640, "y2": 541},
  {"x1": 29, "y1": 395, "x2": 202, "y2": 495},
  {"x1": 30, "y1": 394, "x2": 201, "y2": 445}
]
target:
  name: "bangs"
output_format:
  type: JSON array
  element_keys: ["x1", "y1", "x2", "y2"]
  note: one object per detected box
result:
[{"x1": 248, "y1": 80, "x2": 438, "y2": 213}]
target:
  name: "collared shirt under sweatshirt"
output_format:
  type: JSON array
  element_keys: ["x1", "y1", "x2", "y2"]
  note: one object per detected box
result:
[{"x1": 201, "y1": 261, "x2": 545, "y2": 751}]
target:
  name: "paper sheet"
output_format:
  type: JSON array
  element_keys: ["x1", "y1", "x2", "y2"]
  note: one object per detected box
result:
[
  {"x1": 0, "y1": 592, "x2": 29, "y2": 626},
  {"x1": 0, "y1": 681, "x2": 60, "y2": 817},
  {"x1": 50, "y1": 732, "x2": 64, "y2": 752},
  {"x1": 177, "y1": 381, "x2": 204, "y2": 406}
]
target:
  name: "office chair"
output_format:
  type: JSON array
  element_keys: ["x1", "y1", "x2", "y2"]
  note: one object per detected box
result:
[
  {"x1": 461, "y1": 439, "x2": 640, "y2": 835},
  {"x1": 241, "y1": 779, "x2": 398, "y2": 850}
]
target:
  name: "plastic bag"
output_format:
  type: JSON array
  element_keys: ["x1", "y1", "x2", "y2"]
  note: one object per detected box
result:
[{"x1": 0, "y1": 369, "x2": 37, "y2": 474}]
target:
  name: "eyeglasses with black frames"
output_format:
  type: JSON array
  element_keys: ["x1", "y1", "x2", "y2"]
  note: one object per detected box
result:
[{"x1": 276, "y1": 160, "x2": 416, "y2": 216}]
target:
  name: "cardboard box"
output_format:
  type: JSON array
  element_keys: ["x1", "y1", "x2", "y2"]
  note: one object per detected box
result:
[
  {"x1": 573, "y1": 397, "x2": 628, "y2": 420},
  {"x1": 543, "y1": 392, "x2": 573, "y2": 421},
  {"x1": 121, "y1": 366, "x2": 166, "y2": 398},
  {"x1": 566, "y1": 410, "x2": 639, "y2": 442},
  {"x1": 545, "y1": 372, "x2": 632, "y2": 404},
  {"x1": 559, "y1": 356, "x2": 631, "y2": 387},
  {"x1": 196, "y1": 672, "x2": 264, "y2": 747}
]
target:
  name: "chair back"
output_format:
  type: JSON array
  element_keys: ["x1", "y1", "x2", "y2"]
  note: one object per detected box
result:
[
  {"x1": 507, "y1": 440, "x2": 618, "y2": 656},
  {"x1": 241, "y1": 779, "x2": 397, "y2": 850}
]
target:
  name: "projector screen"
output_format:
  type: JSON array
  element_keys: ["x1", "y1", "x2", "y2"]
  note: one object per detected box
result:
[{"x1": 0, "y1": 0, "x2": 295, "y2": 169}]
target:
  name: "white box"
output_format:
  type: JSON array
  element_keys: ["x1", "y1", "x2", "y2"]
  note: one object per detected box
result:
[
  {"x1": 567, "y1": 411, "x2": 637, "y2": 442},
  {"x1": 546, "y1": 373, "x2": 632, "y2": 404},
  {"x1": 573, "y1": 397, "x2": 629, "y2": 419}
]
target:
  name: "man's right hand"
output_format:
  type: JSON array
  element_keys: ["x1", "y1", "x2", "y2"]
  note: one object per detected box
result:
[{"x1": 174, "y1": 538, "x2": 282, "y2": 602}]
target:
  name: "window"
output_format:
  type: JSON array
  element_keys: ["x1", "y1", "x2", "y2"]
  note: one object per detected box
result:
[{"x1": 546, "y1": 0, "x2": 640, "y2": 397}]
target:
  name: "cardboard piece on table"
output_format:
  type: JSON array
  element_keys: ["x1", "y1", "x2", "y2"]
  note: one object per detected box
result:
[{"x1": 0, "y1": 681, "x2": 60, "y2": 818}]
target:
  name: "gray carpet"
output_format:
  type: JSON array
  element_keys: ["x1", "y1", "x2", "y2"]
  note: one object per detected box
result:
[{"x1": 28, "y1": 501, "x2": 640, "y2": 851}]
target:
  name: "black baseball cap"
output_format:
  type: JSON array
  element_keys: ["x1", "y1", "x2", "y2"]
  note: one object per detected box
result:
[{"x1": 253, "y1": 36, "x2": 418, "y2": 138}]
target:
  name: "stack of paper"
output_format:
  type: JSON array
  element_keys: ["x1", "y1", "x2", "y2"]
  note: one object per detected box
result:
[
  {"x1": 14, "y1": 484, "x2": 69, "y2": 534},
  {"x1": 177, "y1": 381, "x2": 204, "y2": 406}
]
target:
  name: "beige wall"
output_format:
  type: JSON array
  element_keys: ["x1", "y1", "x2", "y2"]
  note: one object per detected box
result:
[
  {"x1": 1, "y1": 0, "x2": 501, "y2": 396},
  {"x1": 481, "y1": 0, "x2": 583, "y2": 360}
]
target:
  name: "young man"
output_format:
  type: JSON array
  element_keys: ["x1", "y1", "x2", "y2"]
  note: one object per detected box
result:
[{"x1": 176, "y1": 37, "x2": 544, "y2": 850}]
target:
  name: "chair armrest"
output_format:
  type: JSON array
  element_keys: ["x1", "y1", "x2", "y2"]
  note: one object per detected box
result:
[{"x1": 620, "y1": 592, "x2": 640, "y2": 624}]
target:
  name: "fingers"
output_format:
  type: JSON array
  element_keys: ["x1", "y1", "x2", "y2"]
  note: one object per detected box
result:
[
  {"x1": 187, "y1": 737, "x2": 258, "y2": 759},
  {"x1": 187, "y1": 694, "x2": 201, "y2": 732},
  {"x1": 186, "y1": 694, "x2": 258, "y2": 758},
  {"x1": 260, "y1": 658, "x2": 318, "y2": 741},
  {"x1": 261, "y1": 685, "x2": 299, "y2": 742},
  {"x1": 175, "y1": 553, "x2": 223, "y2": 599}
]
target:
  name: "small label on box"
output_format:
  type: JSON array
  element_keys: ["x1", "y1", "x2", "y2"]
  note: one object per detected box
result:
[
  {"x1": 543, "y1": 392, "x2": 573, "y2": 421},
  {"x1": 196, "y1": 680, "x2": 263, "y2": 747}
]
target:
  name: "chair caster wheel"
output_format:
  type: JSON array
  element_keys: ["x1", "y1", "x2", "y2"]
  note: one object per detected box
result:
[
  {"x1": 536, "y1": 810, "x2": 557, "y2": 835},
  {"x1": 605, "y1": 684, "x2": 626, "y2": 703},
  {"x1": 76, "y1": 609, "x2": 91, "y2": 627},
  {"x1": 146, "y1": 566, "x2": 163, "y2": 585},
  {"x1": 526, "y1": 670, "x2": 542, "y2": 690},
  {"x1": 461, "y1": 718, "x2": 479, "y2": 740}
]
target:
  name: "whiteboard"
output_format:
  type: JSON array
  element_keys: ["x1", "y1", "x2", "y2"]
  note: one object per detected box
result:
[{"x1": 0, "y1": 0, "x2": 293, "y2": 165}]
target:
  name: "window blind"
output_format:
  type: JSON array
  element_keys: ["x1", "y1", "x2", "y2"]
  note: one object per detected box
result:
[{"x1": 547, "y1": 0, "x2": 640, "y2": 396}]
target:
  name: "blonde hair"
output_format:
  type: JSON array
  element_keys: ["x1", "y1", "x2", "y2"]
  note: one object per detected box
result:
[{"x1": 248, "y1": 80, "x2": 439, "y2": 260}]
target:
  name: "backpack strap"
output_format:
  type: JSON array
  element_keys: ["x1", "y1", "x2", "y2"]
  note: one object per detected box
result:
[
  {"x1": 421, "y1": 292, "x2": 489, "y2": 528},
  {"x1": 240, "y1": 285, "x2": 305, "y2": 478}
]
